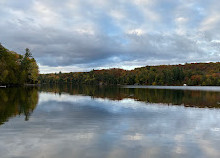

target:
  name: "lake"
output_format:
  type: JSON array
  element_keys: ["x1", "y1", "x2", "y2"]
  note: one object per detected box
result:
[{"x1": 0, "y1": 85, "x2": 220, "y2": 158}]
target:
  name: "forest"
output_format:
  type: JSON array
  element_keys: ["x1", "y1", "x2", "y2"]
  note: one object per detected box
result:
[
  {"x1": 0, "y1": 44, "x2": 39, "y2": 85},
  {"x1": 39, "y1": 62, "x2": 220, "y2": 86},
  {"x1": 1, "y1": 43, "x2": 219, "y2": 86}
]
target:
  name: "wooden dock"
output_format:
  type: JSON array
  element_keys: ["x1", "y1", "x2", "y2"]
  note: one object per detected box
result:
[{"x1": 0, "y1": 86, "x2": 6, "y2": 88}]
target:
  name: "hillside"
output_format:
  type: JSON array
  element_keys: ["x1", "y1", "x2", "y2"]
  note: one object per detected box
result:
[{"x1": 39, "y1": 62, "x2": 220, "y2": 86}]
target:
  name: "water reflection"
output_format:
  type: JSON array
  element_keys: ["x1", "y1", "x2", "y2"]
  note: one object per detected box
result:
[
  {"x1": 0, "y1": 87, "x2": 38, "y2": 124},
  {"x1": 0, "y1": 85, "x2": 220, "y2": 158},
  {"x1": 40, "y1": 84, "x2": 220, "y2": 108},
  {"x1": 0, "y1": 88, "x2": 220, "y2": 158}
]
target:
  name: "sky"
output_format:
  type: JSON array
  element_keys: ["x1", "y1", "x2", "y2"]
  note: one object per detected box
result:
[{"x1": 0, "y1": 0, "x2": 220, "y2": 73}]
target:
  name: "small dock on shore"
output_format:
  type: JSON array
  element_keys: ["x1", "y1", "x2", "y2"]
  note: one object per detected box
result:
[{"x1": 0, "y1": 86, "x2": 6, "y2": 88}]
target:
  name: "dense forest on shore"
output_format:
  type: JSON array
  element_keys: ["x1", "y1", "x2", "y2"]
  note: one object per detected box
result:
[
  {"x1": 1, "y1": 43, "x2": 219, "y2": 86},
  {"x1": 39, "y1": 62, "x2": 220, "y2": 86},
  {"x1": 0, "y1": 44, "x2": 39, "y2": 85}
]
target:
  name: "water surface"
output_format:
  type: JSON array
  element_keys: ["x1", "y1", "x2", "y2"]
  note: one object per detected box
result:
[{"x1": 0, "y1": 85, "x2": 220, "y2": 158}]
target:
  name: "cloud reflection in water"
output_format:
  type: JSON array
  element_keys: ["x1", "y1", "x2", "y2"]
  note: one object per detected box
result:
[{"x1": 0, "y1": 92, "x2": 220, "y2": 158}]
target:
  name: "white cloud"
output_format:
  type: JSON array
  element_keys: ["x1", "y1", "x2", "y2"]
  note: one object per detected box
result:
[
  {"x1": 127, "y1": 29, "x2": 145, "y2": 36},
  {"x1": 0, "y1": 0, "x2": 219, "y2": 73},
  {"x1": 110, "y1": 10, "x2": 125, "y2": 20},
  {"x1": 200, "y1": 14, "x2": 220, "y2": 31}
]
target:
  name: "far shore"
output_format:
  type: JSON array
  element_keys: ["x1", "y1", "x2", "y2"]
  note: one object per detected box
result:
[
  {"x1": 24, "y1": 84, "x2": 41, "y2": 87},
  {"x1": 0, "y1": 84, "x2": 41, "y2": 88},
  {"x1": 1, "y1": 84, "x2": 220, "y2": 92},
  {"x1": 121, "y1": 85, "x2": 220, "y2": 92}
]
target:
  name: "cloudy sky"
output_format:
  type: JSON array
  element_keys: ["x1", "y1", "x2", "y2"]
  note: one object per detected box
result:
[{"x1": 0, "y1": 0, "x2": 220, "y2": 73}]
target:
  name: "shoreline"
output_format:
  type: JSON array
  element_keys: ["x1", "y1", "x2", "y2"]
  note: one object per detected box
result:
[
  {"x1": 121, "y1": 85, "x2": 220, "y2": 92},
  {"x1": 0, "y1": 84, "x2": 41, "y2": 88}
]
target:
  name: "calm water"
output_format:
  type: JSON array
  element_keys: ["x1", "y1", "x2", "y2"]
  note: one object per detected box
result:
[{"x1": 0, "y1": 85, "x2": 220, "y2": 158}]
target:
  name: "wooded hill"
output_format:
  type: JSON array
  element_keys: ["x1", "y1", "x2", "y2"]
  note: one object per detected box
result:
[
  {"x1": 0, "y1": 44, "x2": 39, "y2": 85},
  {"x1": 39, "y1": 62, "x2": 220, "y2": 86}
]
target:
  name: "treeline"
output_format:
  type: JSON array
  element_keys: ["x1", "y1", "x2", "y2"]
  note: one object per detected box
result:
[
  {"x1": 39, "y1": 62, "x2": 220, "y2": 86},
  {"x1": 0, "y1": 44, "x2": 39, "y2": 85}
]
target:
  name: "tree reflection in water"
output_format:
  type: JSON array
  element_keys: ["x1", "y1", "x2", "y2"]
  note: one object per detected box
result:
[
  {"x1": 0, "y1": 87, "x2": 39, "y2": 125},
  {"x1": 40, "y1": 84, "x2": 220, "y2": 108},
  {"x1": 0, "y1": 84, "x2": 218, "y2": 126}
]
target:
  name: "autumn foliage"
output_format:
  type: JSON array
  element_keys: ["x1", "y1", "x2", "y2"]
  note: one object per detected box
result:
[
  {"x1": 0, "y1": 44, "x2": 39, "y2": 85},
  {"x1": 39, "y1": 62, "x2": 220, "y2": 86}
]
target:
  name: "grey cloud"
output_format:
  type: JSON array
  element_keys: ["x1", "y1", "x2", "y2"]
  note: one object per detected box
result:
[{"x1": 0, "y1": 0, "x2": 219, "y2": 72}]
